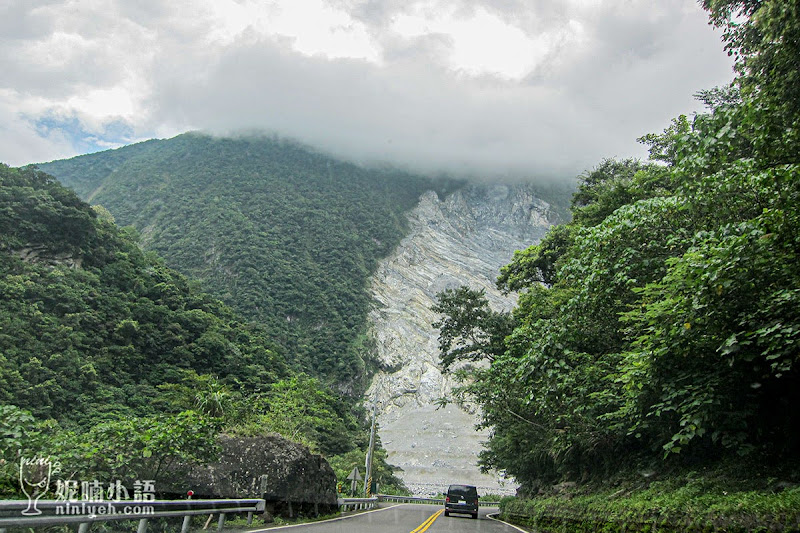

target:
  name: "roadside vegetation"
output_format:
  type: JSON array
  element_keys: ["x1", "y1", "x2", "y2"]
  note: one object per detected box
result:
[
  {"x1": 434, "y1": 1, "x2": 800, "y2": 530},
  {"x1": 500, "y1": 466, "x2": 800, "y2": 533}
]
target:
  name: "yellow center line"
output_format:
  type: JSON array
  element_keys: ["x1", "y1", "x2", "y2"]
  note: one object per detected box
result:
[{"x1": 410, "y1": 508, "x2": 444, "y2": 533}]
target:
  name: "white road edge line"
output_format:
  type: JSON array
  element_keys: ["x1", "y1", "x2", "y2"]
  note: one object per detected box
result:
[
  {"x1": 247, "y1": 503, "x2": 405, "y2": 531},
  {"x1": 486, "y1": 511, "x2": 531, "y2": 532}
]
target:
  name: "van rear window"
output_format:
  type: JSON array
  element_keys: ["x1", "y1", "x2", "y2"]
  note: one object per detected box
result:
[{"x1": 448, "y1": 485, "x2": 477, "y2": 498}]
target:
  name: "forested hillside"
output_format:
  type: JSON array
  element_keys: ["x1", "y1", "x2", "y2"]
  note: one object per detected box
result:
[
  {"x1": 40, "y1": 135, "x2": 465, "y2": 393},
  {"x1": 0, "y1": 164, "x2": 405, "y2": 496},
  {"x1": 0, "y1": 164, "x2": 288, "y2": 425},
  {"x1": 435, "y1": 0, "x2": 799, "y2": 495}
]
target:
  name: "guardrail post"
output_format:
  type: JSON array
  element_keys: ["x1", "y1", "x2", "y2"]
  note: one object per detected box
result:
[
  {"x1": 217, "y1": 513, "x2": 225, "y2": 531},
  {"x1": 78, "y1": 522, "x2": 90, "y2": 533},
  {"x1": 246, "y1": 511, "x2": 253, "y2": 526},
  {"x1": 136, "y1": 518, "x2": 148, "y2": 533},
  {"x1": 181, "y1": 514, "x2": 192, "y2": 533}
]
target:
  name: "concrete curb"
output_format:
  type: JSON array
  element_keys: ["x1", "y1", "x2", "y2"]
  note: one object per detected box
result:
[{"x1": 486, "y1": 511, "x2": 533, "y2": 532}]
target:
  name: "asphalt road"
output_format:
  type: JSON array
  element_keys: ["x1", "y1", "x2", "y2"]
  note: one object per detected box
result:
[{"x1": 250, "y1": 504, "x2": 527, "y2": 533}]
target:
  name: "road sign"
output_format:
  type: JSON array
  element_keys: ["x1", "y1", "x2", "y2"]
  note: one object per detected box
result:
[
  {"x1": 347, "y1": 467, "x2": 362, "y2": 496},
  {"x1": 346, "y1": 467, "x2": 362, "y2": 481}
]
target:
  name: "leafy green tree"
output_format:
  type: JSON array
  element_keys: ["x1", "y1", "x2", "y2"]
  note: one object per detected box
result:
[
  {"x1": 497, "y1": 224, "x2": 573, "y2": 290},
  {"x1": 703, "y1": 0, "x2": 800, "y2": 165},
  {"x1": 328, "y1": 445, "x2": 408, "y2": 496},
  {"x1": 433, "y1": 0, "x2": 800, "y2": 488},
  {"x1": 431, "y1": 287, "x2": 514, "y2": 372},
  {"x1": 0, "y1": 405, "x2": 46, "y2": 497},
  {"x1": 228, "y1": 375, "x2": 360, "y2": 456},
  {"x1": 53, "y1": 411, "x2": 220, "y2": 485},
  {"x1": 155, "y1": 371, "x2": 233, "y2": 418}
]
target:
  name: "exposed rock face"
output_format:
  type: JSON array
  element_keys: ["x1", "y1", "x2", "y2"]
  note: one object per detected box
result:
[
  {"x1": 13, "y1": 244, "x2": 82, "y2": 269},
  {"x1": 169, "y1": 435, "x2": 337, "y2": 518},
  {"x1": 365, "y1": 183, "x2": 559, "y2": 495}
]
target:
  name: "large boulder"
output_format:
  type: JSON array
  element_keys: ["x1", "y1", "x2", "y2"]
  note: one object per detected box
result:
[{"x1": 168, "y1": 434, "x2": 338, "y2": 518}]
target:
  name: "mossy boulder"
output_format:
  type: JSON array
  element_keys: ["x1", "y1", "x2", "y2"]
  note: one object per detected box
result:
[{"x1": 167, "y1": 435, "x2": 337, "y2": 518}]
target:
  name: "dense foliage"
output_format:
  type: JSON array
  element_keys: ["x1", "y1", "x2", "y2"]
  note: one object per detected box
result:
[
  {"x1": 0, "y1": 164, "x2": 288, "y2": 425},
  {"x1": 500, "y1": 468, "x2": 800, "y2": 533},
  {"x1": 40, "y1": 135, "x2": 462, "y2": 393},
  {"x1": 327, "y1": 442, "x2": 409, "y2": 496},
  {"x1": 0, "y1": 164, "x2": 399, "y2": 496},
  {"x1": 434, "y1": 0, "x2": 799, "y2": 488}
]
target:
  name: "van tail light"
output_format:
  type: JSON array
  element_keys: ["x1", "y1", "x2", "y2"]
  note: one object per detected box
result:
[
  {"x1": 475, "y1": 499, "x2": 479, "y2": 505},
  {"x1": 445, "y1": 496, "x2": 450, "y2": 503}
]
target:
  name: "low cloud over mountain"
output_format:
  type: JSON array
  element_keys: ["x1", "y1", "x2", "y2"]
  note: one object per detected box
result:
[{"x1": 2, "y1": 0, "x2": 733, "y2": 178}]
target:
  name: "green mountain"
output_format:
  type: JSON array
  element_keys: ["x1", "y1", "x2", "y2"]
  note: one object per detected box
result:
[
  {"x1": 0, "y1": 163, "x2": 413, "y2": 498},
  {"x1": 40, "y1": 133, "x2": 462, "y2": 393},
  {"x1": 0, "y1": 163, "x2": 287, "y2": 427}
]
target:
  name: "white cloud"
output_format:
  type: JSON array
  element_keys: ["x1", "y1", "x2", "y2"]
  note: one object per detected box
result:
[
  {"x1": 0, "y1": 90, "x2": 76, "y2": 166},
  {"x1": 0, "y1": 0, "x2": 734, "y2": 178},
  {"x1": 391, "y1": 5, "x2": 546, "y2": 78},
  {"x1": 204, "y1": 0, "x2": 381, "y2": 61}
]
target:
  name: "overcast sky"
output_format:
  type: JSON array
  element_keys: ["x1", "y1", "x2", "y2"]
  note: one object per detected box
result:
[{"x1": 1, "y1": 0, "x2": 734, "y2": 179}]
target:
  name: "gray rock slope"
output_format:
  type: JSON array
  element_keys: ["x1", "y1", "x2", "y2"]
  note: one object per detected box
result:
[{"x1": 365, "y1": 183, "x2": 559, "y2": 496}]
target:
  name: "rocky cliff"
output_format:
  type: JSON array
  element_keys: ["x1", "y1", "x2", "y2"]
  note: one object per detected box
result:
[
  {"x1": 165, "y1": 435, "x2": 338, "y2": 520},
  {"x1": 365, "y1": 183, "x2": 561, "y2": 495}
]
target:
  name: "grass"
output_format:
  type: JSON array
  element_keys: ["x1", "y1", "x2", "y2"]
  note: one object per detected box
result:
[{"x1": 499, "y1": 459, "x2": 800, "y2": 532}]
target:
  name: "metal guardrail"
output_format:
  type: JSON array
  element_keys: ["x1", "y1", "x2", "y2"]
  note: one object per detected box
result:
[
  {"x1": 0, "y1": 498, "x2": 265, "y2": 533},
  {"x1": 338, "y1": 497, "x2": 378, "y2": 511},
  {"x1": 376, "y1": 494, "x2": 501, "y2": 506},
  {"x1": 378, "y1": 495, "x2": 444, "y2": 505}
]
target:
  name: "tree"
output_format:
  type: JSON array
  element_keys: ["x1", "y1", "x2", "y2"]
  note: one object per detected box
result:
[
  {"x1": 328, "y1": 445, "x2": 409, "y2": 496},
  {"x1": 497, "y1": 224, "x2": 573, "y2": 290},
  {"x1": 703, "y1": 0, "x2": 800, "y2": 165},
  {"x1": 432, "y1": 0, "x2": 800, "y2": 487},
  {"x1": 53, "y1": 411, "x2": 220, "y2": 485},
  {"x1": 431, "y1": 287, "x2": 514, "y2": 373},
  {"x1": 228, "y1": 375, "x2": 360, "y2": 456}
]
